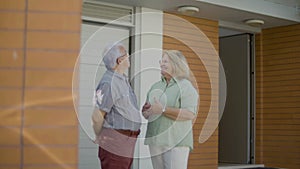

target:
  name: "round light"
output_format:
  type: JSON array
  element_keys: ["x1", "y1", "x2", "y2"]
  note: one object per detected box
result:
[
  {"x1": 177, "y1": 6, "x2": 199, "y2": 16},
  {"x1": 244, "y1": 19, "x2": 265, "y2": 27}
]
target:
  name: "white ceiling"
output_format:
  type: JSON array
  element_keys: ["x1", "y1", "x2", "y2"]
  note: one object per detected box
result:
[
  {"x1": 94, "y1": 0, "x2": 300, "y2": 32},
  {"x1": 265, "y1": 0, "x2": 299, "y2": 7}
]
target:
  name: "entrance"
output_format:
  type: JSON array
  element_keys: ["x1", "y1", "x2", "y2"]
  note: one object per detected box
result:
[{"x1": 218, "y1": 32, "x2": 255, "y2": 164}]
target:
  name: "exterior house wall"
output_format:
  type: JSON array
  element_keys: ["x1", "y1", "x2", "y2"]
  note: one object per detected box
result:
[
  {"x1": 0, "y1": 0, "x2": 81, "y2": 168},
  {"x1": 163, "y1": 13, "x2": 219, "y2": 169},
  {"x1": 256, "y1": 23, "x2": 300, "y2": 169},
  {"x1": 2, "y1": 1, "x2": 300, "y2": 169}
]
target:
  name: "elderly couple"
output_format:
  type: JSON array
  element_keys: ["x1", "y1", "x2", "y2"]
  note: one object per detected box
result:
[{"x1": 93, "y1": 42, "x2": 199, "y2": 169}]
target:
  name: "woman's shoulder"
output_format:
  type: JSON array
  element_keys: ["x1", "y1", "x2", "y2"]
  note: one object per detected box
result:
[
  {"x1": 151, "y1": 80, "x2": 164, "y2": 87},
  {"x1": 177, "y1": 78, "x2": 192, "y2": 86},
  {"x1": 177, "y1": 78, "x2": 198, "y2": 92}
]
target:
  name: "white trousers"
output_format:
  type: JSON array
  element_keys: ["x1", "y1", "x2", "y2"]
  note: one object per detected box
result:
[{"x1": 149, "y1": 145, "x2": 190, "y2": 169}]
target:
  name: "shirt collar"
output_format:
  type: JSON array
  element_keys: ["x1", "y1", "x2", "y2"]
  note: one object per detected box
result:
[
  {"x1": 161, "y1": 76, "x2": 177, "y2": 85},
  {"x1": 107, "y1": 70, "x2": 127, "y2": 81}
]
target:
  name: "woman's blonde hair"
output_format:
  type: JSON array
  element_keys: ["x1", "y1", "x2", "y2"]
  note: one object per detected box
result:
[{"x1": 163, "y1": 50, "x2": 190, "y2": 80}]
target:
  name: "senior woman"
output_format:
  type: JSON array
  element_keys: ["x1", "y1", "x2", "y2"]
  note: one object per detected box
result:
[{"x1": 142, "y1": 50, "x2": 199, "y2": 169}]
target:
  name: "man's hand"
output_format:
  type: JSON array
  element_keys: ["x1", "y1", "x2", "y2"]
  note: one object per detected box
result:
[
  {"x1": 142, "y1": 102, "x2": 151, "y2": 119},
  {"x1": 142, "y1": 102, "x2": 151, "y2": 112}
]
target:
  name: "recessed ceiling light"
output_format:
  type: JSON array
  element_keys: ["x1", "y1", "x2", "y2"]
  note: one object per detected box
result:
[
  {"x1": 244, "y1": 19, "x2": 265, "y2": 27},
  {"x1": 177, "y1": 6, "x2": 199, "y2": 16}
]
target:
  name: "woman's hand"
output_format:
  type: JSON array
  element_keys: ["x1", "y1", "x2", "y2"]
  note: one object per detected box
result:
[{"x1": 150, "y1": 97, "x2": 164, "y2": 115}]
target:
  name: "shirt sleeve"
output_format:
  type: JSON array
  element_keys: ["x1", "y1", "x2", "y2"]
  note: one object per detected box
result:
[
  {"x1": 95, "y1": 82, "x2": 113, "y2": 113},
  {"x1": 179, "y1": 82, "x2": 199, "y2": 114}
]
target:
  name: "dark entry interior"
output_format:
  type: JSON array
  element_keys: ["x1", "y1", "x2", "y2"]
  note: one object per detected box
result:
[{"x1": 218, "y1": 33, "x2": 255, "y2": 164}]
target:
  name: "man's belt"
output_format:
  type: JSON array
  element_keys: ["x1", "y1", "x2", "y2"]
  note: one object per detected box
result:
[{"x1": 115, "y1": 129, "x2": 140, "y2": 137}]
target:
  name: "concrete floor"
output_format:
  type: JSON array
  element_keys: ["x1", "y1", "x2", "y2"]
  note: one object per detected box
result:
[{"x1": 218, "y1": 163, "x2": 264, "y2": 169}]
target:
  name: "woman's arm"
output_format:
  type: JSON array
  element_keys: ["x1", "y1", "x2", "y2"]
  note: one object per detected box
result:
[
  {"x1": 150, "y1": 98, "x2": 195, "y2": 121},
  {"x1": 163, "y1": 107, "x2": 195, "y2": 121}
]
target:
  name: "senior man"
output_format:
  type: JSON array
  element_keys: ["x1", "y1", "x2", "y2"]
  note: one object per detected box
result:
[{"x1": 93, "y1": 42, "x2": 141, "y2": 169}]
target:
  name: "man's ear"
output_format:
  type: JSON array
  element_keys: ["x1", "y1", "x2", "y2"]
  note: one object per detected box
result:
[
  {"x1": 117, "y1": 58, "x2": 124, "y2": 64},
  {"x1": 116, "y1": 58, "x2": 120, "y2": 65}
]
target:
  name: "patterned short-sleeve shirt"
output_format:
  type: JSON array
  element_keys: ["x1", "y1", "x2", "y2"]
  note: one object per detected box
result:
[{"x1": 95, "y1": 70, "x2": 141, "y2": 131}]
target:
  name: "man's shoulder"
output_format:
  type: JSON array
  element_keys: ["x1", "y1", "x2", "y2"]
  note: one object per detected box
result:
[{"x1": 98, "y1": 72, "x2": 113, "y2": 84}]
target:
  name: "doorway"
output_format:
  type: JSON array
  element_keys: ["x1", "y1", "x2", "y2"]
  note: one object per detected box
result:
[
  {"x1": 78, "y1": 21, "x2": 131, "y2": 169},
  {"x1": 218, "y1": 30, "x2": 255, "y2": 165}
]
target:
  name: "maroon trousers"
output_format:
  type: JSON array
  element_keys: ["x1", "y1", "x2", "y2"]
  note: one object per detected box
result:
[{"x1": 97, "y1": 128, "x2": 140, "y2": 169}]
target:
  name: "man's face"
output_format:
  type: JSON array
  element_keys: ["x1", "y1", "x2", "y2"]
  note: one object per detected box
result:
[{"x1": 117, "y1": 46, "x2": 130, "y2": 68}]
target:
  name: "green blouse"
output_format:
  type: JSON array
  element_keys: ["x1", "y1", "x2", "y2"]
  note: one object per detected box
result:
[{"x1": 144, "y1": 77, "x2": 199, "y2": 150}]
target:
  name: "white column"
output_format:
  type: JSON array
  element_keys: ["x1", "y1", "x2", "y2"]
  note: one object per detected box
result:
[{"x1": 132, "y1": 7, "x2": 163, "y2": 169}]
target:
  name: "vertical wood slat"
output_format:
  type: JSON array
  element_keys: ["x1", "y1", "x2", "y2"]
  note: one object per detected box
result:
[
  {"x1": 163, "y1": 13, "x2": 219, "y2": 169},
  {"x1": 0, "y1": 1, "x2": 26, "y2": 168},
  {"x1": 255, "y1": 23, "x2": 300, "y2": 169}
]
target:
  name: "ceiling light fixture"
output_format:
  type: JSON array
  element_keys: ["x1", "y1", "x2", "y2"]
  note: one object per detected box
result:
[
  {"x1": 177, "y1": 6, "x2": 199, "y2": 16},
  {"x1": 244, "y1": 19, "x2": 265, "y2": 27}
]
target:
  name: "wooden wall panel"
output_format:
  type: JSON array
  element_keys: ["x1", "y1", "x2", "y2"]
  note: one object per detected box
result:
[
  {"x1": 0, "y1": 6, "x2": 23, "y2": 162},
  {"x1": 0, "y1": 0, "x2": 81, "y2": 168},
  {"x1": 256, "y1": 23, "x2": 300, "y2": 169},
  {"x1": 163, "y1": 13, "x2": 219, "y2": 169}
]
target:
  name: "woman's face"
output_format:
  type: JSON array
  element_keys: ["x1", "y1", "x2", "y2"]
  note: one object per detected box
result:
[{"x1": 159, "y1": 54, "x2": 173, "y2": 77}]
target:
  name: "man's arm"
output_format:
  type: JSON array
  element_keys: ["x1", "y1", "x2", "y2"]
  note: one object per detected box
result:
[{"x1": 92, "y1": 109, "x2": 106, "y2": 136}]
